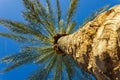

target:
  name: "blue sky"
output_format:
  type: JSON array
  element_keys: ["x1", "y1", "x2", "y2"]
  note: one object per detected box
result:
[{"x1": 0, "y1": 0, "x2": 120, "y2": 80}]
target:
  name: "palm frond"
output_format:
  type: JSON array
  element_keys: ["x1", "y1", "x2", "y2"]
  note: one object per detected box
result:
[
  {"x1": 0, "y1": 19, "x2": 40, "y2": 34},
  {"x1": 34, "y1": 50, "x2": 54, "y2": 64},
  {"x1": 2, "y1": 53, "x2": 37, "y2": 72},
  {"x1": 27, "y1": 66, "x2": 43, "y2": 80},
  {"x1": 0, "y1": 32, "x2": 33, "y2": 43},
  {"x1": 0, "y1": 19, "x2": 31, "y2": 34},
  {"x1": 23, "y1": 0, "x2": 44, "y2": 25},
  {"x1": 35, "y1": 0, "x2": 56, "y2": 36},
  {"x1": 28, "y1": 54, "x2": 57, "y2": 80},
  {"x1": 23, "y1": 0, "x2": 54, "y2": 37},
  {"x1": 0, "y1": 19, "x2": 52, "y2": 43},
  {"x1": 56, "y1": 0, "x2": 62, "y2": 33},
  {"x1": 40, "y1": 54, "x2": 57, "y2": 79},
  {"x1": 80, "y1": 5, "x2": 109, "y2": 27},
  {"x1": 1, "y1": 52, "x2": 30, "y2": 63},
  {"x1": 63, "y1": 56, "x2": 74, "y2": 80},
  {"x1": 21, "y1": 46, "x2": 52, "y2": 53},
  {"x1": 52, "y1": 54, "x2": 62, "y2": 80},
  {"x1": 43, "y1": 20, "x2": 56, "y2": 37},
  {"x1": 21, "y1": 46, "x2": 54, "y2": 64},
  {"x1": 23, "y1": 0, "x2": 56, "y2": 37},
  {"x1": 66, "y1": 21, "x2": 76, "y2": 34},
  {"x1": 46, "y1": 0, "x2": 55, "y2": 25},
  {"x1": 1, "y1": 46, "x2": 53, "y2": 73},
  {"x1": 35, "y1": 0, "x2": 48, "y2": 19},
  {"x1": 22, "y1": 11, "x2": 43, "y2": 24},
  {"x1": 66, "y1": 0, "x2": 78, "y2": 27},
  {"x1": 59, "y1": 20, "x2": 66, "y2": 34}
]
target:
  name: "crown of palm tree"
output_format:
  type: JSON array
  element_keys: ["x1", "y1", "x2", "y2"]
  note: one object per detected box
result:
[{"x1": 0, "y1": 0, "x2": 108, "y2": 80}]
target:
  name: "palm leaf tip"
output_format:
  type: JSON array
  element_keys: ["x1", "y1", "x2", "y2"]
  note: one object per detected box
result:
[
  {"x1": 67, "y1": 0, "x2": 79, "y2": 25},
  {"x1": 46, "y1": 0, "x2": 55, "y2": 24},
  {"x1": 2, "y1": 54, "x2": 36, "y2": 72},
  {"x1": 56, "y1": 0, "x2": 61, "y2": 26},
  {"x1": 0, "y1": 19, "x2": 32, "y2": 34},
  {"x1": 0, "y1": 33, "x2": 30, "y2": 43},
  {"x1": 80, "y1": 4, "x2": 109, "y2": 27}
]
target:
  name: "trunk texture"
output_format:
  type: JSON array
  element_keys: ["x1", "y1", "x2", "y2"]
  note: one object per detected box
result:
[{"x1": 58, "y1": 5, "x2": 120, "y2": 80}]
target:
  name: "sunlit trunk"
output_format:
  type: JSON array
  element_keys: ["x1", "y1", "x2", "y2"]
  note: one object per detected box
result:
[{"x1": 58, "y1": 5, "x2": 120, "y2": 80}]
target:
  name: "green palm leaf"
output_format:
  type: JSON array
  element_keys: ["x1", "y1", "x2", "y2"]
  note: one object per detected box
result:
[
  {"x1": 23, "y1": 0, "x2": 56, "y2": 37},
  {"x1": 1, "y1": 52, "x2": 29, "y2": 63},
  {"x1": 34, "y1": 50, "x2": 54, "y2": 64},
  {"x1": 46, "y1": 0, "x2": 55, "y2": 25},
  {"x1": 63, "y1": 56, "x2": 74, "y2": 80},
  {"x1": 66, "y1": 21, "x2": 76, "y2": 34},
  {"x1": 66, "y1": 0, "x2": 78, "y2": 28},
  {"x1": 2, "y1": 53, "x2": 37, "y2": 72},
  {"x1": 0, "y1": 32, "x2": 37, "y2": 43},
  {"x1": 56, "y1": 0, "x2": 62, "y2": 33},
  {"x1": 52, "y1": 54, "x2": 62, "y2": 80},
  {"x1": 35, "y1": 0, "x2": 56, "y2": 36},
  {"x1": 0, "y1": 19, "x2": 52, "y2": 43},
  {"x1": 80, "y1": 5, "x2": 109, "y2": 27},
  {"x1": 59, "y1": 20, "x2": 66, "y2": 34},
  {"x1": 28, "y1": 53, "x2": 57, "y2": 80},
  {"x1": 0, "y1": 19, "x2": 32, "y2": 34}
]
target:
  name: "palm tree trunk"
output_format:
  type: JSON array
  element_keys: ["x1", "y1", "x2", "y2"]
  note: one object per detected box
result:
[{"x1": 58, "y1": 5, "x2": 120, "y2": 80}]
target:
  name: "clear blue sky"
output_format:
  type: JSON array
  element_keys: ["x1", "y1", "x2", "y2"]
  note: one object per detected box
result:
[{"x1": 0, "y1": 0, "x2": 120, "y2": 80}]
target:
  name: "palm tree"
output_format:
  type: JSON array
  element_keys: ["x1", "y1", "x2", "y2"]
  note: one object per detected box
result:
[{"x1": 0, "y1": 0, "x2": 111, "y2": 80}]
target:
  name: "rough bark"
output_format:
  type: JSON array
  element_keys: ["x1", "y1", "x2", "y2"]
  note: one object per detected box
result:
[{"x1": 58, "y1": 5, "x2": 120, "y2": 80}]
